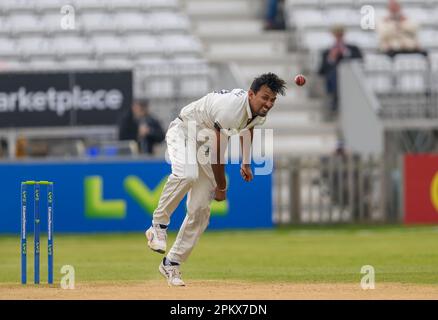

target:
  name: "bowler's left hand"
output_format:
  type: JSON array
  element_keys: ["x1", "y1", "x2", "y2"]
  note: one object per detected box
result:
[{"x1": 240, "y1": 164, "x2": 253, "y2": 182}]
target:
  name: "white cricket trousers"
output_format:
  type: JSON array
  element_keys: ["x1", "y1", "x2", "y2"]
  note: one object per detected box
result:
[{"x1": 152, "y1": 118, "x2": 216, "y2": 264}]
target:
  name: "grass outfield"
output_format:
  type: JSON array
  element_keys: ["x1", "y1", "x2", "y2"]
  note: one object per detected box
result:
[{"x1": 1, "y1": 225, "x2": 438, "y2": 285}]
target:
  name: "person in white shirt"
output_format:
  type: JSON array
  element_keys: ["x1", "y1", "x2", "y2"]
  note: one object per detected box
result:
[
  {"x1": 145, "y1": 73, "x2": 287, "y2": 286},
  {"x1": 377, "y1": 0, "x2": 427, "y2": 57}
]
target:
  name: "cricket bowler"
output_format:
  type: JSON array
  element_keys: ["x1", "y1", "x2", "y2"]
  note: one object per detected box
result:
[{"x1": 145, "y1": 73, "x2": 287, "y2": 286}]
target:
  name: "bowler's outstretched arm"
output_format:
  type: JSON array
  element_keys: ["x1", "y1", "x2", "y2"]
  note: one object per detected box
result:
[
  {"x1": 240, "y1": 127, "x2": 254, "y2": 182},
  {"x1": 211, "y1": 129, "x2": 227, "y2": 201}
]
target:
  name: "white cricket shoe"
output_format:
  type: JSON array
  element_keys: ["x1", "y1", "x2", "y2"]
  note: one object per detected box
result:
[
  {"x1": 145, "y1": 224, "x2": 167, "y2": 254},
  {"x1": 159, "y1": 259, "x2": 185, "y2": 287}
]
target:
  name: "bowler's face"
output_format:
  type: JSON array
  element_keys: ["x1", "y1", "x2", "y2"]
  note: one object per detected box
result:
[{"x1": 249, "y1": 85, "x2": 277, "y2": 117}]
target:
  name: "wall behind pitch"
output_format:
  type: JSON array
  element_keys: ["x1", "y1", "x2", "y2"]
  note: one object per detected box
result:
[{"x1": 0, "y1": 160, "x2": 272, "y2": 233}]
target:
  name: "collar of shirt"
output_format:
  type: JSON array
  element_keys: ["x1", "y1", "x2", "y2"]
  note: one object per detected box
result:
[{"x1": 245, "y1": 95, "x2": 252, "y2": 119}]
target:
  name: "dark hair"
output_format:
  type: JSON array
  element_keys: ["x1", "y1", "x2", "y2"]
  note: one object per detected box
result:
[
  {"x1": 250, "y1": 73, "x2": 287, "y2": 96},
  {"x1": 134, "y1": 98, "x2": 149, "y2": 108}
]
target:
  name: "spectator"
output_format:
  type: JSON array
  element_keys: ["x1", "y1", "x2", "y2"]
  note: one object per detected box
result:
[
  {"x1": 377, "y1": 0, "x2": 427, "y2": 58},
  {"x1": 264, "y1": 0, "x2": 285, "y2": 30},
  {"x1": 318, "y1": 25, "x2": 363, "y2": 116},
  {"x1": 118, "y1": 99, "x2": 165, "y2": 155}
]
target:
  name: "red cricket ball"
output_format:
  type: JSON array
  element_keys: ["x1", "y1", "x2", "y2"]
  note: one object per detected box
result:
[{"x1": 294, "y1": 74, "x2": 306, "y2": 86}]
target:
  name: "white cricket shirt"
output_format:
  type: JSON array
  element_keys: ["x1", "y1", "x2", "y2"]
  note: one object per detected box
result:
[{"x1": 178, "y1": 89, "x2": 266, "y2": 136}]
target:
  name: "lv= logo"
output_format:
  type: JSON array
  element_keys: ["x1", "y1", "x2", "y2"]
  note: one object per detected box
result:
[{"x1": 84, "y1": 175, "x2": 228, "y2": 219}]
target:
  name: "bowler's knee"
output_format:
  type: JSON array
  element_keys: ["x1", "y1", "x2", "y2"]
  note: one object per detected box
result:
[
  {"x1": 189, "y1": 208, "x2": 210, "y2": 231},
  {"x1": 201, "y1": 212, "x2": 210, "y2": 231},
  {"x1": 187, "y1": 205, "x2": 210, "y2": 218}
]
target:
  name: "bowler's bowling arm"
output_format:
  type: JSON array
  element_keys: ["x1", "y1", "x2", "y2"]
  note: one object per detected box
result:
[
  {"x1": 211, "y1": 129, "x2": 227, "y2": 190},
  {"x1": 240, "y1": 127, "x2": 253, "y2": 166}
]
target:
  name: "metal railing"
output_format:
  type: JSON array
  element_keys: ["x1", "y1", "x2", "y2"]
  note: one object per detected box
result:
[{"x1": 274, "y1": 154, "x2": 385, "y2": 224}]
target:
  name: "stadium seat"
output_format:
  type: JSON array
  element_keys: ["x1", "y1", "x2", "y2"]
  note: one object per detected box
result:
[
  {"x1": 124, "y1": 35, "x2": 163, "y2": 57},
  {"x1": 363, "y1": 53, "x2": 393, "y2": 72},
  {"x1": 34, "y1": 0, "x2": 67, "y2": 13},
  {"x1": 397, "y1": 73, "x2": 427, "y2": 93},
  {"x1": 357, "y1": 0, "x2": 390, "y2": 6},
  {"x1": 59, "y1": 58, "x2": 100, "y2": 70},
  {"x1": 41, "y1": 13, "x2": 66, "y2": 34},
  {"x1": 393, "y1": 54, "x2": 428, "y2": 71},
  {"x1": 106, "y1": 0, "x2": 148, "y2": 11},
  {"x1": 134, "y1": 57, "x2": 168, "y2": 68},
  {"x1": 147, "y1": 12, "x2": 191, "y2": 33},
  {"x1": 17, "y1": 36, "x2": 54, "y2": 58},
  {"x1": 70, "y1": 0, "x2": 107, "y2": 12},
  {"x1": 160, "y1": 35, "x2": 202, "y2": 56},
  {"x1": 0, "y1": 0, "x2": 35, "y2": 14},
  {"x1": 114, "y1": 12, "x2": 150, "y2": 33},
  {"x1": 0, "y1": 0, "x2": 208, "y2": 113},
  {"x1": 404, "y1": 7, "x2": 432, "y2": 25},
  {"x1": 27, "y1": 58, "x2": 61, "y2": 70},
  {"x1": 367, "y1": 74, "x2": 394, "y2": 94},
  {"x1": 143, "y1": 78, "x2": 175, "y2": 99},
  {"x1": 285, "y1": 0, "x2": 321, "y2": 8},
  {"x1": 80, "y1": 12, "x2": 116, "y2": 33},
  {"x1": 92, "y1": 35, "x2": 130, "y2": 57},
  {"x1": 344, "y1": 31, "x2": 378, "y2": 50},
  {"x1": 146, "y1": 0, "x2": 179, "y2": 11},
  {"x1": 373, "y1": 7, "x2": 390, "y2": 21},
  {"x1": 180, "y1": 78, "x2": 210, "y2": 97},
  {"x1": 106, "y1": 0, "x2": 180, "y2": 11},
  {"x1": 287, "y1": 0, "x2": 438, "y2": 59},
  {"x1": 107, "y1": 0, "x2": 179, "y2": 11},
  {"x1": 401, "y1": 0, "x2": 437, "y2": 5},
  {"x1": 101, "y1": 57, "x2": 135, "y2": 69},
  {"x1": 7, "y1": 14, "x2": 41, "y2": 35},
  {"x1": 323, "y1": 0, "x2": 358, "y2": 7},
  {"x1": 418, "y1": 29, "x2": 438, "y2": 49},
  {"x1": 137, "y1": 60, "x2": 174, "y2": 77},
  {"x1": 52, "y1": 36, "x2": 94, "y2": 58},
  {"x1": 326, "y1": 8, "x2": 361, "y2": 28},
  {"x1": 171, "y1": 57, "x2": 210, "y2": 75},
  {"x1": 301, "y1": 31, "x2": 333, "y2": 51},
  {"x1": 288, "y1": 10, "x2": 328, "y2": 29}
]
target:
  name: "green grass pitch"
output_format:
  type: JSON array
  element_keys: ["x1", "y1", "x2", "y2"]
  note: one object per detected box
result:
[{"x1": 1, "y1": 225, "x2": 438, "y2": 284}]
